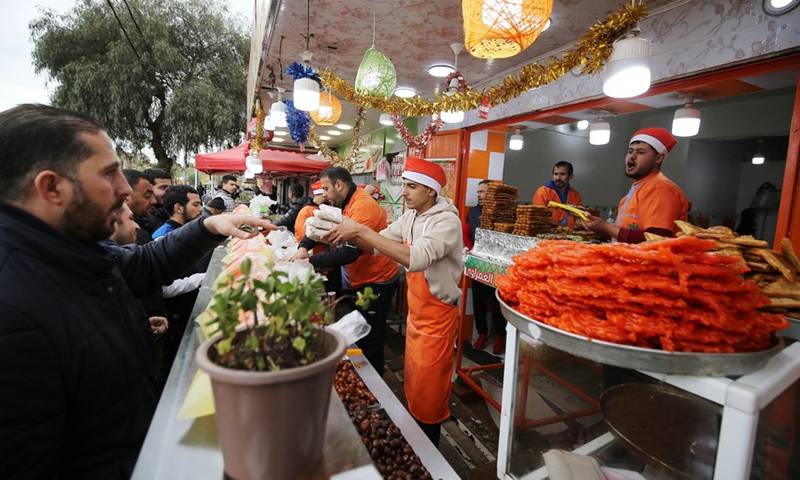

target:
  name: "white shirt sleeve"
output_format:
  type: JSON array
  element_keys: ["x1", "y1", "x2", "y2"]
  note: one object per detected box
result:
[{"x1": 162, "y1": 272, "x2": 206, "y2": 298}]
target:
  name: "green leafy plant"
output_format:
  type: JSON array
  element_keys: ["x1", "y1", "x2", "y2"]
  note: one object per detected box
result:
[
  {"x1": 206, "y1": 257, "x2": 380, "y2": 372},
  {"x1": 208, "y1": 257, "x2": 331, "y2": 371}
]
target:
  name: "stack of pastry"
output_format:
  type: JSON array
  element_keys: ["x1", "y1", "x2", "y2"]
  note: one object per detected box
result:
[
  {"x1": 480, "y1": 183, "x2": 518, "y2": 231},
  {"x1": 512, "y1": 205, "x2": 553, "y2": 236}
]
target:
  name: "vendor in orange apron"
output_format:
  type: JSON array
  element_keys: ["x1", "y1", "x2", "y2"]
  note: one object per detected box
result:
[
  {"x1": 583, "y1": 127, "x2": 689, "y2": 243},
  {"x1": 294, "y1": 180, "x2": 325, "y2": 243},
  {"x1": 323, "y1": 157, "x2": 464, "y2": 445},
  {"x1": 532, "y1": 161, "x2": 583, "y2": 228}
]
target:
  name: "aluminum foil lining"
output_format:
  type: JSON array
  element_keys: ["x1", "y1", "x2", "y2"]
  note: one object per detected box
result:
[{"x1": 471, "y1": 228, "x2": 539, "y2": 265}]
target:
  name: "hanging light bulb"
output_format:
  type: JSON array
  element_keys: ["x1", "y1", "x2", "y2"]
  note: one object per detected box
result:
[
  {"x1": 576, "y1": 119, "x2": 589, "y2": 130},
  {"x1": 752, "y1": 140, "x2": 765, "y2": 165},
  {"x1": 603, "y1": 30, "x2": 652, "y2": 98},
  {"x1": 246, "y1": 152, "x2": 263, "y2": 174},
  {"x1": 379, "y1": 113, "x2": 393, "y2": 126},
  {"x1": 672, "y1": 101, "x2": 701, "y2": 137},
  {"x1": 294, "y1": 76, "x2": 320, "y2": 111},
  {"x1": 270, "y1": 94, "x2": 287, "y2": 128},
  {"x1": 589, "y1": 120, "x2": 611, "y2": 145},
  {"x1": 264, "y1": 115, "x2": 276, "y2": 131},
  {"x1": 440, "y1": 44, "x2": 465, "y2": 124},
  {"x1": 317, "y1": 104, "x2": 332, "y2": 119},
  {"x1": 509, "y1": 128, "x2": 524, "y2": 150}
]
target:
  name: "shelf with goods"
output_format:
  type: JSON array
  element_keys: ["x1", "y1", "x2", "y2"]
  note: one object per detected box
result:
[{"x1": 133, "y1": 245, "x2": 457, "y2": 480}]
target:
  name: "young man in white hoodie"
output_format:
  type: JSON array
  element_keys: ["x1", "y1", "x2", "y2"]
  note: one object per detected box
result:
[{"x1": 325, "y1": 157, "x2": 463, "y2": 446}]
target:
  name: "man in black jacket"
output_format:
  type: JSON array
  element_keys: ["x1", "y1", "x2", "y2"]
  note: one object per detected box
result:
[
  {"x1": 274, "y1": 183, "x2": 313, "y2": 234},
  {"x1": 0, "y1": 104, "x2": 274, "y2": 479}
]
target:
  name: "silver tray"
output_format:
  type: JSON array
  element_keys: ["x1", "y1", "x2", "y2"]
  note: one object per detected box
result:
[
  {"x1": 498, "y1": 292, "x2": 783, "y2": 376},
  {"x1": 781, "y1": 316, "x2": 800, "y2": 340}
]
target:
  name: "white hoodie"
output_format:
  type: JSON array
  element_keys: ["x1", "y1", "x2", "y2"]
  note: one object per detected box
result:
[{"x1": 379, "y1": 197, "x2": 463, "y2": 304}]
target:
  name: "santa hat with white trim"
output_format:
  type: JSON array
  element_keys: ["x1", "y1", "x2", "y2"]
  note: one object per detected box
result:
[
  {"x1": 311, "y1": 180, "x2": 324, "y2": 196},
  {"x1": 629, "y1": 127, "x2": 677, "y2": 155},
  {"x1": 402, "y1": 157, "x2": 447, "y2": 194}
]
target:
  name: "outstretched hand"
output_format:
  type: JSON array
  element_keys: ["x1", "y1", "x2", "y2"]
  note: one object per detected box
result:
[
  {"x1": 202, "y1": 214, "x2": 277, "y2": 239},
  {"x1": 324, "y1": 216, "x2": 363, "y2": 245}
]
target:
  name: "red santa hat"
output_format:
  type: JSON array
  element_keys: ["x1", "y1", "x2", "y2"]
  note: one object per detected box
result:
[
  {"x1": 311, "y1": 180, "x2": 324, "y2": 196},
  {"x1": 629, "y1": 127, "x2": 677, "y2": 155},
  {"x1": 402, "y1": 157, "x2": 446, "y2": 194}
]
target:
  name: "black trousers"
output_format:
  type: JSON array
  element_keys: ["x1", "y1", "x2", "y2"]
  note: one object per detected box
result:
[
  {"x1": 472, "y1": 281, "x2": 504, "y2": 335},
  {"x1": 347, "y1": 280, "x2": 398, "y2": 377},
  {"x1": 416, "y1": 419, "x2": 441, "y2": 447}
]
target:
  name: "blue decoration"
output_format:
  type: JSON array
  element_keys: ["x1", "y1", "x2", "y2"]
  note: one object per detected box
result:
[
  {"x1": 286, "y1": 62, "x2": 321, "y2": 85},
  {"x1": 285, "y1": 99, "x2": 310, "y2": 144}
]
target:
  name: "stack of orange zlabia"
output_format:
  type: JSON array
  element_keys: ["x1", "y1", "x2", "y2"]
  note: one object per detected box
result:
[{"x1": 496, "y1": 236, "x2": 788, "y2": 353}]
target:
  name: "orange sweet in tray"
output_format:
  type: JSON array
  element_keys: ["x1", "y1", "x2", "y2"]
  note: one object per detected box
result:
[{"x1": 496, "y1": 236, "x2": 787, "y2": 353}]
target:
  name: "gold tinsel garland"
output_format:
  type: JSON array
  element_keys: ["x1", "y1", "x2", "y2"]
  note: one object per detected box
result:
[
  {"x1": 319, "y1": 3, "x2": 647, "y2": 117},
  {"x1": 308, "y1": 106, "x2": 367, "y2": 171},
  {"x1": 251, "y1": 101, "x2": 266, "y2": 151}
]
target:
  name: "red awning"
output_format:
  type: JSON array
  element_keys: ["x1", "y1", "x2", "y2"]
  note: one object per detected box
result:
[{"x1": 195, "y1": 143, "x2": 329, "y2": 174}]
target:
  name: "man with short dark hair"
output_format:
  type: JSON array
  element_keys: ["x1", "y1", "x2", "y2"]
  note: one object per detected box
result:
[
  {"x1": 532, "y1": 161, "x2": 583, "y2": 228},
  {"x1": 111, "y1": 203, "x2": 141, "y2": 246},
  {"x1": 584, "y1": 128, "x2": 688, "y2": 243},
  {"x1": 274, "y1": 183, "x2": 313, "y2": 234},
  {"x1": 203, "y1": 196, "x2": 226, "y2": 217},
  {"x1": 143, "y1": 168, "x2": 173, "y2": 229},
  {"x1": 214, "y1": 174, "x2": 238, "y2": 212},
  {"x1": 151, "y1": 185, "x2": 203, "y2": 240},
  {"x1": 124, "y1": 169, "x2": 158, "y2": 243},
  {"x1": 0, "y1": 104, "x2": 274, "y2": 478},
  {"x1": 296, "y1": 167, "x2": 399, "y2": 375}
]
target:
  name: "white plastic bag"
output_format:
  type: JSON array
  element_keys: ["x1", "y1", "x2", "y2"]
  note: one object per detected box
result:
[
  {"x1": 266, "y1": 228, "x2": 297, "y2": 249},
  {"x1": 250, "y1": 195, "x2": 277, "y2": 216},
  {"x1": 274, "y1": 260, "x2": 315, "y2": 283},
  {"x1": 313, "y1": 204, "x2": 343, "y2": 223},
  {"x1": 326, "y1": 310, "x2": 371, "y2": 345}
]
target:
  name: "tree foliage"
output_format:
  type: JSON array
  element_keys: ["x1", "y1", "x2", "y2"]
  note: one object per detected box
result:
[{"x1": 31, "y1": 0, "x2": 248, "y2": 170}]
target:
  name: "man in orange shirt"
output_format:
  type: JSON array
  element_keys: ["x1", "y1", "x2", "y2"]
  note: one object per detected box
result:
[
  {"x1": 584, "y1": 127, "x2": 689, "y2": 243},
  {"x1": 532, "y1": 161, "x2": 583, "y2": 227},
  {"x1": 296, "y1": 167, "x2": 399, "y2": 375}
]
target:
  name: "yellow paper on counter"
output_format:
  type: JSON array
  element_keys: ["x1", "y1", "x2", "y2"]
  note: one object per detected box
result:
[
  {"x1": 177, "y1": 370, "x2": 215, "y2": 420},
  {"x1": 195, "y1": 310, "x2": 216, "y2": 341}
]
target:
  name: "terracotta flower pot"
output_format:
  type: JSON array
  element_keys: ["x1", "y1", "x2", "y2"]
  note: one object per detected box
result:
[{"x1": 196, "y1": 328, "x2": 346, "y2": 480}]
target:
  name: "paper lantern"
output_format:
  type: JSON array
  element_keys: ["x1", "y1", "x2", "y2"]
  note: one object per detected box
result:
[
  {"x1": 462, "y1": 0, "x2": 553, "y2": 59},
  {"x1": 355, "y1": 47, "x2": 397, "y2": 97},
  {"x1": 310, "y1": 91, "x2": 342, "y2": 126}
]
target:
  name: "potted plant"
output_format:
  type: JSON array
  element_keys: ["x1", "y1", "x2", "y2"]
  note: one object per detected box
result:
[{"x1": 195, "y1": 258, "x2": 346, "y2": 480}]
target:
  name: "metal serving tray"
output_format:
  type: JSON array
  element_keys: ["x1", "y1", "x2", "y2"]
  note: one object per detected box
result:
[{"x1": 498, "y1": 292, "x2": 782, "y2": 376}]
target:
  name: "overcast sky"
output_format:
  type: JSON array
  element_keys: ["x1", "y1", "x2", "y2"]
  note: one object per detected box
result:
[{"x1": 0, "y1": 0, "x2": 254, "y2": 112}]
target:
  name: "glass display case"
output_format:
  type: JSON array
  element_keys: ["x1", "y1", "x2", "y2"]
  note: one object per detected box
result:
[{"x1": 496, "y1": 305, "x2": 800, "y2": 480}]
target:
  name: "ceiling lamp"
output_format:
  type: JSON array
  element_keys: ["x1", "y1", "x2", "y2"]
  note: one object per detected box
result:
[
  {"x1": 246, "y1": 152, "x2": 263, "y2": 174},
  {"x1": 576, "y1": 119, "x2": 589, "y2": 130},
  {"x1": 394, "y1": 87, "x2": 417, "y2": 98},
  {"x1": 462, "y1": 0, "x2": 554, "y2": 59},
  {"x1": 270, "y1": 91, "x2": 288, "y2": 128},
  {"x1": 293, "y1": 2, "x2": 320, "y2": 112},
  {"x1": 752, "y1": 140, "x2": 765, "y2": 165},
  {"x1": 319, "y1": 135, "x2": 331, "y2": 140},
  {"x1": 589, "y1": 119, "x2": 610, "y2": 145},
  {"x1": 326, "y1": 129, "x2": 342, "y2": 136},
  {"x1": 440, "y1": 110, "x2": 465, "y2": 124},
  {"x1": 603, "y1": 29, "x2": 652, "y2": 98},
  {"x1": 379, "y1": 113, "x2": 393, "y2": 126},
  {"x1": 672, "y1": 98, "x2": 701, "y2": 137},
  {"x1": 309, "y1": 91, "x2": 342, "y2": 126},
  {"x1": 428, "y1": 64, "x2": 455, "y2": 77},
  {"x1": 264, "y1": 115, "x2": 276, "y2": 131},
  {"x1": 764, "y1": 0, "x2": 800, "y2": 15},
  {"x1": 336, "y1": 123, "x2": 353, "y2": 130},
  {"x1": 509, "y1": 128, "x2": 524, "y2": 150},
  {"x1": 355, "y1": 9, "x2": 396, "y2": 98}
]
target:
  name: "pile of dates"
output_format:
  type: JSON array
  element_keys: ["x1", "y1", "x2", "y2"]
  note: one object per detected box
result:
[{"x1": 335, "y1": 361, "x2": 432, "y2": 480}]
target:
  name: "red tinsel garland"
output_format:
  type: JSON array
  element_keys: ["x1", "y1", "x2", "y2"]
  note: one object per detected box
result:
[{"x1": 391, "y1": 114, "x2": 443, "y2": 155}]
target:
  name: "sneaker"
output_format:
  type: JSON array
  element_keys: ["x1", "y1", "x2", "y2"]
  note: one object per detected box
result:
[
  {"x1": 492, "y1": 335, "x2": 505, "y2": 355},
  {"x1": 473, "y1": 333, "x2": 488, "y2": 351}
]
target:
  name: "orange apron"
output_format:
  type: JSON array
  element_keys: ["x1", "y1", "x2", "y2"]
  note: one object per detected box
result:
[{"x1": 404, "y1": 265, "x2": 459, "y2": 424}]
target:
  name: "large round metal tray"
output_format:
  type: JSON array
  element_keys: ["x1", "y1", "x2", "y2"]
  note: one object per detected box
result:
[{"x1": 497, "y1": 292, "x2": 782, "y2": 376}]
